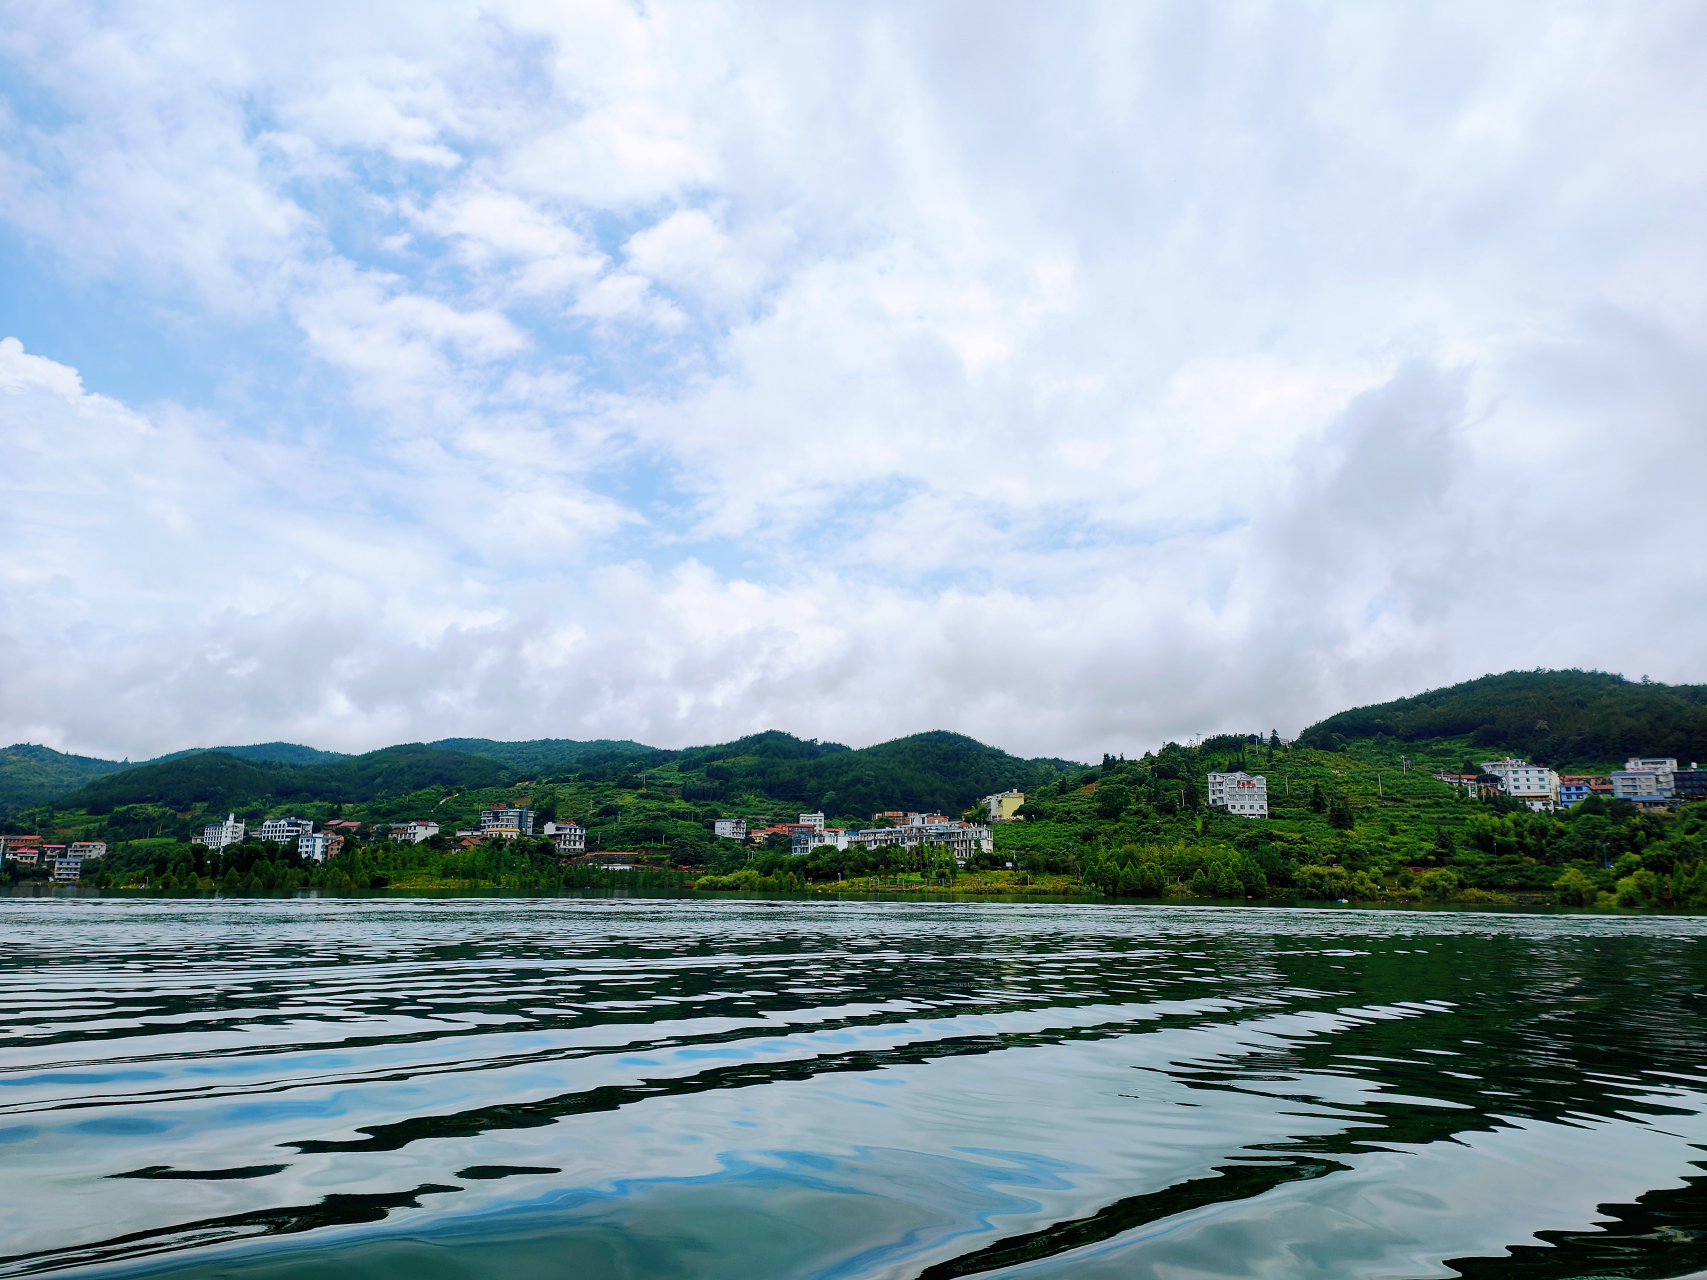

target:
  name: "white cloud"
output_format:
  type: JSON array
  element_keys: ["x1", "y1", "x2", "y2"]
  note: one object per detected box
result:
[{"x1": 0, "y1": 2, "x2": 1704, "y2": 761}]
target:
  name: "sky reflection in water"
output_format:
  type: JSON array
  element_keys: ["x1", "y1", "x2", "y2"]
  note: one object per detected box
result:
[{"x1": 1, "y1": 897, "x2": 1704, "y2": 1279}]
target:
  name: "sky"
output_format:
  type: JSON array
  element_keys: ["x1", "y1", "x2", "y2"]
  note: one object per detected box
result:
[{"x1": 1, "y1": 1, "x2": 1704, "y2": 764}]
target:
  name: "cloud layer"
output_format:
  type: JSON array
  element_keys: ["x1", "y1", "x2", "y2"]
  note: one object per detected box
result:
[{"x1": 1, "y1": 1, "x2": 1704, "y2": 761}]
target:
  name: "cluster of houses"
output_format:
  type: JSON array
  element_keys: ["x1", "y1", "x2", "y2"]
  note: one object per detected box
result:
[
  {"x1": 714, "y1": 801, "x2": 1004, "y2": 864},
  {"x1": 194, "y1": 813, "x2": 354, "y2": 862},
  {"x1": 0, "y1": 835, "x2": 107, "y2": 882},
  {"x1": 1433, "y1": 756, "x2": 1706, "y2": 812}
]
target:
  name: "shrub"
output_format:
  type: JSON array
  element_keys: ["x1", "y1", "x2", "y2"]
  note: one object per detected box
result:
[{"x1": 1552, "y1": 867, "x2": 1598, "y2": 906}]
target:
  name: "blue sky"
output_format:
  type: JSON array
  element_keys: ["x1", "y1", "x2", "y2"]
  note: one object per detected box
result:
[{"x1": 1, "y1": 1, "x2": 1704, "y2": 762}]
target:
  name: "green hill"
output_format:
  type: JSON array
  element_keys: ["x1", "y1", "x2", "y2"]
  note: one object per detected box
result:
[
  {"x1": 1299, "y1": 669, "x2": 1707, "y2": 768},
  {"x1": 669, "y1": 729, "x2": 1074, "y2": 815},
  {"x1": 0, "y1": 744, "x2": 133, "y2": 815},
  {"x1": 148, "y1": 742, "x2": 349, "y2": 767},
  {"x1": 59, "y1": 744, "x2": 510, "y2": 815},
  {"x1": 429, "y1": 738, "x2": 660, "y2": 776}
]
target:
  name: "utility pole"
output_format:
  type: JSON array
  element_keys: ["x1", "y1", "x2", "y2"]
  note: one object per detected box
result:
[{"x1": 1379, "y1": 774, "x2": 1383, "y2": 798}]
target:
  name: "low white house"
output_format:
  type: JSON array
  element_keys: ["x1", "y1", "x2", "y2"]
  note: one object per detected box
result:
[
  {"x1": 1207, "y1": 772, "x2": 1268, "y2": 817},
  {"x1": 982, "y1": 790, "x2": 1026, "y2": 821},
  {"x1": 388, "y1": 820, "x2": 440, "y2": 844},
  {"x1": 545, "y1": 821, "x2": 585, "y2": 854},
  {"x1": 260, "y1": 817, "x2": 313, "y2": 842},
  {"x1": 68, "y1": 842, "x2": 106, "y2": 859}
]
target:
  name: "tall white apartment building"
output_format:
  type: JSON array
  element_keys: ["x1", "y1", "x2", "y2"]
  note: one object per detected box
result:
[
  {"x1": 202, "y1": 814, "x2": 246, "y2": 850},
  {"x1": 1207, "y1": 772, "x2": 1268, "y2": 817},
  {"x1": 713, "y1": 818, "x2": 747, "y2": 840},
  {"x1": 1477, "y1": 758, "x2": 1561, "y2": 810},
  {"x1": 480, "y1": 806, "x2": 535, "y2": 837},
  {"x1": 298, "y1": 832, "x2": 335, "y2": 863}
]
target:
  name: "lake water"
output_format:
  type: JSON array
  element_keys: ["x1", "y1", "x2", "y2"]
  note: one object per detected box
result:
[{"x1": 2, "y1": 896, "x2": 1706, "y2": 1280}]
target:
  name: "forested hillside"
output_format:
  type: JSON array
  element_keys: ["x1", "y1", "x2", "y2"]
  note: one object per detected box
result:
[
  {"x1": 147, "y1": 743, "x2": 349, "y2": 767},
  {"x1": 55, "y1": 744, "x2": 509, "y2": 814},
  {"x1": 0, "y1": 741, "x2": 346, "y2": 817},
  {"x1": 429, "y1": 738, "x2": 661, "y2": 776},
  {"x1": 0, "y1": 744, "x2": 131, "y2": 814},
  {"x1": 669, "y1": 730, "x2": 1072, "y2": 815},
  {"x1": 1300, "y1": 670, "x2": 1707, "y2": 768}
]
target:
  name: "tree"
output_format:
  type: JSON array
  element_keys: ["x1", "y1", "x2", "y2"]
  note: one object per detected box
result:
[
  {"x1": 1418, "y1": 869, "x2": 1459, "y2": 901},
  {"x1": 1096, "y1": 784, "x2": 1130, "y2": 819},
  {"x1": 1310, "y1": 783, "x2": 1326, "y2": 813},
  {"x1": 1552, "y1": 868, "x2": 1597, "y2": 906}
]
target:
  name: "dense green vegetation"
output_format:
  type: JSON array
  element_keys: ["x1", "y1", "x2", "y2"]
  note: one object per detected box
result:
[
  {"x1": 6, "y1": 671, "x2": 1706, "y2": 909},
  {"x1": 0, "y1": 743, "x2": 131, "y2": 811},
  {"x1": 428, "y1": 738, "x2": 658, "y2": 775},
  {"x1": 963, "y1": 733, "x2": 1707, "y2": 910},
  {"x1": 1300, "y1": 668, "x2": 1707, "y2": 768},
  {"x1": 54, "y1": 744, "x2": 509, "y2": 814},
  {"x1": 0, "y1": 741, "x2": 345, "y2": 816},
  {"x1": 147, "y1": 742, "x2": 350, "y2": 767}
]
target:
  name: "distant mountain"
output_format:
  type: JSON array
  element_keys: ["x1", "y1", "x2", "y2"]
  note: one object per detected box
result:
[
  {"x1": 430, "y1": 738, "x2": 660, "y2": 777},
  {"x1": 147, "y1": 742, "x2": 349, "y2": 767},
  {"x1": 1299, "y1": 669, "x2": 1707, "y2": 768},
  {"x1": 58, "y1": 744, "x2": 511, "y2": 815},
  {"x1": 0, "y1": 744, "x2": 133, "y2": 815},
  {"x1": 669, "y1": 729, "x2": 1078, "y2": 816}
]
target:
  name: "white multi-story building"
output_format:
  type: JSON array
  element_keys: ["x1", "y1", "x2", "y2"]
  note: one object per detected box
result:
[
  {"x1": 480, "y1": 806, "x2": 535, "y2": 837},
  {"x1": 982, "y1": 790, "x2": 1026, "y2": 822},
  {"x1": 545, "y1": 821, "x2": 585, "y2": 854},
  {"x1": 839, "y1": 820, "x2": 993, "y2": 864},
  {"x1": 202, "y1": 814, "x2": 247, "y2": 850},
  {"x1": 51, "y1": 856, "x2": 85, "y2": 883},
  {"x1": 388, "y1": 820, "x2": 440, "y2": 844},
  {"x1": 1625, "y1": 758, "x2": 1678, "y2": 792},
  {"x1": 260, "y1": 817, "x2": 313, "y2": 843},
  {"x1": 1611, "y1": 771, "x2": 1666, "y2": 798},
  {"x1": 798, "y1": 812, "x2": 825, "y2": 837},
  {"x1": 713, "y1": 818, "x2": 747, "y2": 840},
  {"x1": 68, "y1": 842, "x2": 106, "y2": 859},
  {"x1": 1, "y1": 836, "x2": 42, "y2": 860},
  {"x1": 1478, "y1": 759, "x2": 1561, "y2": 810},
  {"x1": 1207, "y1": 772, "x2": 1268, "y2": 817},
  {"x1": 298, "y1": 832, "x2": 336, "y2": 863}
]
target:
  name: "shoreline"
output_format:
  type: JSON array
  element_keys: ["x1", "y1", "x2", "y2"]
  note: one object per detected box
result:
[{"x1": 3, "y1": 882, "x2": 1696, "y2": 915}]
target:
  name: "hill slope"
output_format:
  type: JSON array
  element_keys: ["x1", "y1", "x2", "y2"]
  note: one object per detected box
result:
[
  {"x1": 59, "y1": 745, "x2": 511, "y2": 814},
  {"x1": 0, "y1": 744, "x2": 133, "y2": 815},
  {"x1": 1300, "y1": 670, "x2": 1707, "y2": 768},
  {"x1": 671, "y1": 729, "x2": 1074, "y2": 816},
  {"x1": 148, "y1": 743, "x2": 350, "y2": 767},
  {"x1": 429, "y1": 738, "x2": 660, "y2": 776}
]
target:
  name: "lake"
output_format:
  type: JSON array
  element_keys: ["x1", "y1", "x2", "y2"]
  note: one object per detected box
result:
[{"x1": 2, "y1": 896, "x2": 1705, "y2": 1279}]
